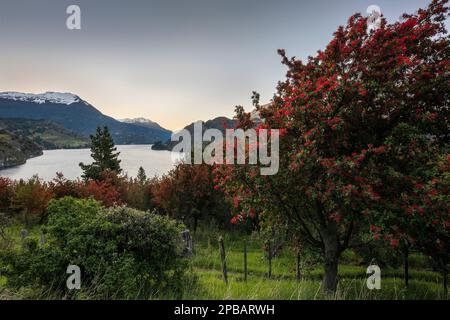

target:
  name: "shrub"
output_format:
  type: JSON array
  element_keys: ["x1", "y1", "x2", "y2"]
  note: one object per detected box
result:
[
  {"x1": 50, "y1": 173, "x2": 80, "y2": 199},
  {"x1": 0, "y1": 197, "x2": 189, "y2": 299},
  {"x1": 0, "y1": 177, "x2": 13, "y2": 213},
  {"x1": 0, "y1": 212, "x2": 12, "y2": 249},
  {"x1": 119, "y1": 176, "x2": 154, "y2": 211},
  {"x1": 154, "y1": 163, "x2": 230, "y2": 231},
  {"x1": 76, "y1": 172, "x2": 122, "y2": 207},
  {"x1": 12, "y1": 176, "x2": 54, "y2": 225}
]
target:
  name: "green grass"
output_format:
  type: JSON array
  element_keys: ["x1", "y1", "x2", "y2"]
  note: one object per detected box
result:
[
  {"x1": 166, "y1": 269, "x2": 447, "y2": 300},
  {"x1": 0, "y1": 224, "x2": 448, "y2": 300},
  {"x1": 182, "y1": 227, "x2": 448, "y2": 300},
  {"x1": 1, "y1": 223, "x2": 42, "y2": 251}
]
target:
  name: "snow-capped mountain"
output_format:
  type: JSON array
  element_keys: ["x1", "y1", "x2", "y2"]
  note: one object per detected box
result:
[
  {"x1": 0, "y1": 92, "x2": 80, "y2": 105},
  {"x1": 121, "y1": 117, "x2": 155, "y2": 124},
  {"x1": 0, "y1": 91, "x2": 171, "y2": 145},
  {"x1": 120, "y1": 117, "x2": 170, "y2": 133}
]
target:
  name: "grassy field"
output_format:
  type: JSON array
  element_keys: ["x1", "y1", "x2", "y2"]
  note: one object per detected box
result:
[
  {"x1": 173, "y1": 227, "x2": 448, "y2": 300},
  {"x1": 0, "y1": 224, "x2": 448, "y2": 300}
]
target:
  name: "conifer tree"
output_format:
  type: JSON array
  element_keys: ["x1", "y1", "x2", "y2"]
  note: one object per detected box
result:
[
  {"x1": 137, "y1": 167, "x2": 147, "y2": 185},
  {"x1": 80, "y1": 126, "x2": 121, "y2": 181}
]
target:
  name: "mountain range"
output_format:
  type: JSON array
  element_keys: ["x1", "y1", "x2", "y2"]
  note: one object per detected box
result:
[
  {"x1": 151, "y1": 116, "x2": 237, "y2": 151},
  {"x1": 0, "y1": 91, "x2": 252, "y2": 168},
  {"x1": 0, "y1": 92, "x2": 171, "y2": 145}
]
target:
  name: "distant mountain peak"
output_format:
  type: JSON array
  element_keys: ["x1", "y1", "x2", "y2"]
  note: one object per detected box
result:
[
  {"x1": 0, "y1": 91, "x2": 80, "y2": 105},
  {"x1": 120, "y1": 117, "x2": 157, "y2": 125},
  {"x1": 0, "y1": 92, "x2": 171, "y2": 144},
  {"x1": 119, "y1": 117, "x2": 171, "y2": 133}
]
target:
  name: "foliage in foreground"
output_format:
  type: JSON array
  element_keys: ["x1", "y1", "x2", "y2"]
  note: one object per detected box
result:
[{"x1": 0, "y1": 197, "x2": 190, "y2": 299}]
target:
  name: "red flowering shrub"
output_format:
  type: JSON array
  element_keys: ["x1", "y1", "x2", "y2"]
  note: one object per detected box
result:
[
  {"x1": 0, "y1": 177, "x2": 13, "y2": 213},
  {"x1": 12, "y1": 176, "x2": 54, "y2": 225},
  {"x1": 154, "y1": 163, "x2": 229, "y2": 231},
  {"x1": 77, "y1": 175, "x2": 122, "y2": 208},
  {"x1": 50, "y1": 173, "x2": 81, "y2": 199},
  {"x1": 120, "y1": 173, "x2": 156, "y2": 211}
]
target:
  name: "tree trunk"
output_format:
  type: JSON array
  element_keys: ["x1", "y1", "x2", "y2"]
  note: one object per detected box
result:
[
  {"x1": 444, "y1": 269, "x2": 448, "y2": 296},
  {"x1": 403, "y1": 246, "x2": 409, "y2": 288},
  {"x1": 267, "y1": 241, "x2": 272, "y2": 279},
  {"x1": 23, "y1": 211, "x2": 29, "y2": 228},
  {"x1": 296, "y1": 249, "x2": 302, "y2": 281},
  {"x1": 219, "y1": 236, "x2": 228, "y2": 284},
  {"x1": 193, "y1": 215, "x2": 198, "y2": 233},
  {"x1": 322, "y1": 222, "x2": 339, "y2": 294}
]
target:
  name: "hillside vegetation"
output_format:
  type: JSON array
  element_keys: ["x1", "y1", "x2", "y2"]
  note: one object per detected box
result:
[
  {"x1": 0, "y1": 129, "x2": 43, "y2": 169},
  {"x1": 0, "y1": 118, "x2": 89, "y2": 150}
]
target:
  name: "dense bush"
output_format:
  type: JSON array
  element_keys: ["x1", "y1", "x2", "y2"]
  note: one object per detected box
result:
[
  {"x1": 119, "y1": 172, "x2": 155, "y2": 211},
  {"x1": 77, "y1": 178, "x2": 122, "y2": 208},
  {"x1": 0, "y1": 197, "x2": 190, "y2": 299},
  {"x1": 0, "y1": 177, "x2": 13, "y2": 213},
  {"x1": 154, "y1": 163, "x2": 230, "y2": 231},
  {"x1": 49, "y1": 173, "x2": 81, "y2": 199},
  {"x1": 12, "y1": 176, "x2": 53, "y2": 225}
]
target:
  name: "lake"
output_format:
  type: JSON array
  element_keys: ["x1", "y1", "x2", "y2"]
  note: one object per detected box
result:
[{"x1": 0, "y1": 145, "x2": 182, "y2": 181}]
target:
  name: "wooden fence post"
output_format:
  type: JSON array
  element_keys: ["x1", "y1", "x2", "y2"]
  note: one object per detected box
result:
[
  {"x1": 268, "y1": 241, "x2": 272, "y2": 279},
  {"x1": 219, "y1": 236, "x2": 228, "y2": 284},
  {"x1": 20, "y1": 229, "x2": 28, "y2": 242},
  {"x1": 244, "y1": 240, "x2": 248, "y2": 282},
  {"x1": 296, "y1": 249, "x2": 301, "y2": 281}
]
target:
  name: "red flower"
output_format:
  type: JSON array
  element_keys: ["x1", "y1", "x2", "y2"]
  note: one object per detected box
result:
[
  {"x1": 249, "y1": 208, "x2": 255, "y2": 219},
  {"x1": 373, "y1": 146, "x2": 386, "y2": 155},
  {"x1": 233, "y1": 196, "x2": 239, "y2": 209},
  {"x1": 330, "y1": 213, "x2": 342, "y2": 223},
  {"x1": 390, "y1": 239, "x2": 399, "y2": 249},
  {"x1": 415, "y1": 183, "x2": 424, "y2": 190},
  {"x1": 230, "y1": 214, "x2": 243, "y2": 225}
]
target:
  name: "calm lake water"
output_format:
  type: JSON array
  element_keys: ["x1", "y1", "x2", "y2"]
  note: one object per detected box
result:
[{"x1": 0, "y1": 145, "x2": 182, "y2": 181}]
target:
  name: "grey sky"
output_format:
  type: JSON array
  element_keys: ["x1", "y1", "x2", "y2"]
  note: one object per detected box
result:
[{"x1": 0, "y1": 0, "x2": 438, "y2": 129}]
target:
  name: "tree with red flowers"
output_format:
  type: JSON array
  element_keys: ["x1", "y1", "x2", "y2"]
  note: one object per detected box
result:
[
  {"x1": 367, "y1": 123, "x2": 448, "y2": 289},
  {"x1": 369, "y1": 129, "x2": 449, "y2": 293},
  {"x1": 411, "y1": 155, "x2": 449, "y2": 294},
  {"x1": 215, "y1": 0, "x2": 449, "y2": 293},
  {"x1": 154, "y1": 163, "x2": 229, "y2": 232}
]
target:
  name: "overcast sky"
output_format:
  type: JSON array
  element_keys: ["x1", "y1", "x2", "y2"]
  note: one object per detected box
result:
[{"x1": 0, "y1": 0, "x2": 439, "y2": 130}]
